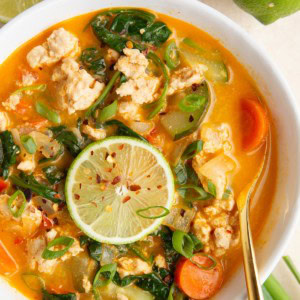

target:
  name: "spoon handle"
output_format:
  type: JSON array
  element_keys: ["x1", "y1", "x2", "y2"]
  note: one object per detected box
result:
[{"x1": 239, "y1": 205, "x2": 264, "y2": 300}]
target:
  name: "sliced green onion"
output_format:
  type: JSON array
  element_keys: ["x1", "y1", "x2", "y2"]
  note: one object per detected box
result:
[
  {"x1": 97, "y1": 100, "x2": 118, "y2": 123},
  {"x1": 93, "y1": 288, "x2": 101, "y2": 300},
  {"x1": 85, "y1": 71, "x2": 121, "y2": 118},
  {"x1": 42, "y1": 236, "x2": 74, "y2": 260},
  {"x1": 182, "y1": 38, "x2": 205, "y2": 53},
  {"x1": 263, "y1": 274, "x2": 291, "y2": 300},
  {"x1": 173, "y1": 162, "x2": 188, "y2": 185},
  {"x1": 8, "y1": 190, "x2": 27, "y2": 218},
  {"x1": 190, "y1": 253, "x2": 217, "y2": 270},
  {"x1": 188, "y1": 233, "x2": 203, "y2": 251},
  {"x1": 172, "y1": 230, "x2": 194, "y2": 258},
  {"x1": 182, "y1": 140, "x2": 203, "y2": 161},
  {"x1": 178, "y1": 184, "x2": 212, "y2": 201},
  {"x1": 93, "y1": 263, "x2": 117, "y2": 288},
  {"x1": 167, "y1": 283, "x2": 175, "y2": 300},
  {"x1": 12, "y1": 84, "x2": 47, "y2": 95},
  {"x1": 178, "y1": 94, "x2": 207, "y2": 113},
  {"x1": 283, "y1": 255, "x2": 300, "y2": 284},
  {"x1": 207, "y1": 181, "x2": 216, "y2": 197},
  {"x1": 164, "y1": 41, "x2": 180, "y2": 69},
  {"x1": 21, "y1": 273, "x2": 45, "y2": 292},
  {"x1": 127, "y1": 244, "x2": 153, "y2": 263},
  {"x1": 222, "y1": 187, "x2": 231, "y2": 200},
  {"x1": 39, "y1": 145, "x2": 64, "y2": 164},
  {"x1": 20, "y1": 135, "x2": 37, "y2": 154},
  {"x1": 136, "y1": 206, "x2": 170, "y2": 219},
  {"x1": 35, "y1": 101, "x2": 61, "y2": 124},
  {"x1": 146, "y1": 52, "x2": 169, "y2": 119}
]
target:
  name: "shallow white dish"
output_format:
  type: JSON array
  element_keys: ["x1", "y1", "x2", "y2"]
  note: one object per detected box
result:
[{"x1": 0, "y1": 0, "x2": 299, "y2": 299}]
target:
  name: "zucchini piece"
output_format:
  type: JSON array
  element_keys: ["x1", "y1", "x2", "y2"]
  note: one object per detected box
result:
[
  {"x1": 161, "y1": 81, "x2": 210, "y2": 140},
  {"x1": 180, "y1": 43, "x2": 228, "y2": 83}
]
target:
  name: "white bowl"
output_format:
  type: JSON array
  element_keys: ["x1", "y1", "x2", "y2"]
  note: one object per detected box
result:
[{"x1": 0, "y1": 0, "x2": 299, "y2": 299}]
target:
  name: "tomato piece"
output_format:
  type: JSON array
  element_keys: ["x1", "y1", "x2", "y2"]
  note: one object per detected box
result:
[
  {"x1": 0, "y1": 240, "x2": 18, "y2": 275},
  {"x1": 0, "y1": 180, "x2": 8, "y2": 193},
  {"x1": 175, "y1": 253, "x2": 223, "y2": 300},
  {"x1": 241, "y1": 98, "x2": 269, "y2": 151}
]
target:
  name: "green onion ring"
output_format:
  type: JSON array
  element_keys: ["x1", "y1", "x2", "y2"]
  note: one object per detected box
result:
[
  {"x1": 21, "y1": 135, "x2": 37, "y2": 154},
  {"x1": 35, "y1": 101, "x2": 61, "y2": 124},
  {"x1": 172, "y1": 230, "x2": 194, "y2": 259},
  {"x1": 178, "y1": 94, "x2": 207, "y2": 113},
  {"x1": 164, "y1": 41, "x2": 180, "y2": 69},
  {"x1": 190, "y1": 253, "x2": 217, "y2": 270},
  {"x1": 8, "y1": 190, "x2": 27, "y2": 218},
  {"x1": 93, "y1": 263, "x2": 117, "y2": 288},
  {"x1": 136, "y1": 206, "x2": 170, "y2": 219},
  {"x1": 42, "y1": 236, "x2": 74, "y2": 260}
]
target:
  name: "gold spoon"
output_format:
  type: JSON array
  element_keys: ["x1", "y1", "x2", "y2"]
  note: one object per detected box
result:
[{"x1": 237, "y1": 147, "x2": 267, "y2": 300}]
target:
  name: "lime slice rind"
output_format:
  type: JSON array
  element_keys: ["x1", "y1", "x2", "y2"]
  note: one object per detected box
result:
[{"x1": 66, "y1": 136, "x2": 174, "y2": 244}]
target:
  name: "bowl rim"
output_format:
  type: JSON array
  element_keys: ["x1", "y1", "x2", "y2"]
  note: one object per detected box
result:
[{"x1": 0, "y1": 0, "x2": 300, "y2": 297}]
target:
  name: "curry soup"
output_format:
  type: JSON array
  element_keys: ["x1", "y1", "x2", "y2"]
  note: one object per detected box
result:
[{"x1": 0, "y1": 8, "x2": 276, "y2": 300}]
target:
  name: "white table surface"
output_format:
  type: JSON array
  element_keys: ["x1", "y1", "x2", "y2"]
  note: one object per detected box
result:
[{"x1": 0, "y1": 0, "x2": 300, "y2": 298}]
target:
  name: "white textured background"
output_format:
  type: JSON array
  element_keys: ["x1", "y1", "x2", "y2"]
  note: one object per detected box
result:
[
  {"x1": 200, "y1": 1, "x2": 300, "y2": 298},
  {"x1": 0, "y1": 0, "x2": 299, "y2": 298}
]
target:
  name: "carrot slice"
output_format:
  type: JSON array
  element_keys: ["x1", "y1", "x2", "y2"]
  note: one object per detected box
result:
[
  {"x1": 241, "y1": 98, "x2": 269, "y2": 151},
  {"x1": 174, "y1": 253, "x2": 223, "y2": 300},
  {"x1": 0, "y1": 240, "x2": 19, "y2": 275}
]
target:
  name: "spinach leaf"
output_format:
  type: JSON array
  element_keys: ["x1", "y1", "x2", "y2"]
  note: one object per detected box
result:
[
  {"x1": 43, "y1": 166, "x2": 65, "y2": 185},
  {"x1": 92, "y1": 19, "x2": 144, "y2": 53},
  {"x1": 111, "y1": 13, "x2": 148, "y2": 36},
  {"x1": 142, "y1": 22, "x2": 172, "y2": 46},
  {"x1": 10, "y1": 172, "x2": 61, "y2": 203},
  {"x1": 42, "y1": 290, "x2": 76, "y2": 300},
  {"x1": 79, "y1": 235, "x2": 102, "y2": 261},
  {"x1": 89, "y1": 241, "x2": 102, "y2": 261},
  {"x1": 0, "y1": 131, "x2": 20, "y2": 179},
  {"x1": 135, "y1": 273, "x2": 170, "y2": 299},
  {"x1": 111, "y1": 272, "x2": 169, "y2": 299},
  {"x1": 50, "y1": 127, "x2": 82, "y2": 157},
  {"x1": 112, "y1": 272, "x2": 137, "y2": 287},
  {"x1": 80, "y1": 48, "x2": 106, "y2": 77},
  {"x1": 154, "y1": 226, "x2": 180, "y2": 271},
  {"x1": 104, "y1": 119, "x2": 148, "y2": 142}
]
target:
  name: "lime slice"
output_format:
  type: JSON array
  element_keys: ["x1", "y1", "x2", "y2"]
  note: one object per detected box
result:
[
  {"x1": 234, "y1": 0, "x2": 300, "y2": 24},
  {"x1": 0, "y1": 0, "x2": 41, "y2": 23},
  {"x1": 65, "y1": 136, "x2": 174, "y2": 244}
]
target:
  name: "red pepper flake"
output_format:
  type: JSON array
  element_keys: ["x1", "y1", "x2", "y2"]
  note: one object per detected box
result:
[
  {"x1": 119, "y1": 144, "x2": 124, "y2": 150},
  {"x1": 58, "y1": 202, "x2": 66, "y2": 210},
  {"x1": 112, "y1": 176, "x2": 121, "y2": 185},
  {"x1": 79, "y1": 183, "x2": 82, "y2": 189},
  {"x1": 105, "y1": 152, "x2": 109, "y2": 160},
  {"x1": 91, "y1": 201, "x2": 98, "y2": 207},
  {"x1": 102, "y1": 196, "x2": 105, "y2": 201},
  {"x1": 41, "y1": 213, "x2": 53, "y2": 229},
  {"x1": 111, "y1": 152, "x2": 116, "y2": 158},
  {"x1": 191, "y1": 83, "x2": 200, "y2": 91},
  {"x1": 113, "y1": 163, "x2": 116, "y2": 168},
  {"x1": 14, "y1": 237, "x2": 24, "y2": 245},
  {"x1": 74, "y1": 194, "x2": 80, "y2": 200},
  {"x1": 91, "y1": 150, "x2": 94, "y2": 156},
  {"x1": 107, "y1": 168, "x2": 112, "y2": 173},
  {"x1": 227, "y1": 230, "x2": 233, "y2": 234},
  {"x1": 96, "y1": 174, "x2": 101, "y2": 184},
  {"x1": 122, "y1": 196, "x2": 131, "y2": 203},
  {"x1": 189, "y1": 115, "x2": 194, "y2": 122},
  {"x1": 53, "y1": 217, "x2": 59, "y2": 225},
  {"x1": 54, "y1": 194, "x2": 61, "y2": 199},
  {"x1": 180, "y1": 209, "x2": 186, "y2": 217},
  {"x1": 83, "y1": 119, "x2": 89, "y2": 125},
  {"x1": 147, "y1": 175, "x2": 151, "y2": 178},
  {"x1": 135, "y1": 191, "x2": 140, "y2": 195},
  {"x1": 129, "y1": 185, "x2": 141, "y2": 191},
  {"x1": 102, "y1": 179, "x2": 108, "y2": 184},
  {"x1": 157, "y1": 185, "x2": 162, "y2": 189},
  {"x1": 147, "y1": 187, "x2": 151, "y2": 191}
]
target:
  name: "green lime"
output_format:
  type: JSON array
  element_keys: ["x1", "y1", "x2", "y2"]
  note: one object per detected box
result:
[
  {"x1": 0, "y1": 0, "x2": 41, "y2": 23},
  {"x1": 234, "y1": 0, "x2": 300, "y2": 24},
  {"x1": 65, "y1": 136, "x2": 174, "y2": 244}
]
